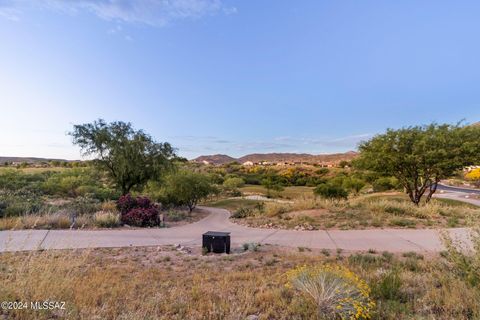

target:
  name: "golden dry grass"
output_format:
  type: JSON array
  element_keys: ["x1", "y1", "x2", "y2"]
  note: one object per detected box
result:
[{"x1": 1, "y1": 245, "x2": 479, "y2": 319}]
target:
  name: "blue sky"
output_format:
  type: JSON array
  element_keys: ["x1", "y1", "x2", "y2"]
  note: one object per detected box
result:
[{"x1": 0, "y1": 0, "x2": 479, "y2": 160}]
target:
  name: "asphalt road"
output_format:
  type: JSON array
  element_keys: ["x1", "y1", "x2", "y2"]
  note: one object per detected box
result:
[
  {"x1": 437, "y1": 183, "x2": 480, "y2": 195},
  {"x1": 1, "y1": 190, "x2": 477, "y2": 253}
]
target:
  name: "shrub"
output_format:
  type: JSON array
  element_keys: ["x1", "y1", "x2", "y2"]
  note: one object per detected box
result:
[
  {"x1": 265, "y1": 203, "x2": 290, "y2": 217},
  {"x1": 286, "y1": 264, "x2": 375, "y2": 319},
  {"x1": 63, "y1": 196, "x2": 100, "y2": 215},
  {"x1": 384, "y1": 205, "x2": 406, "y2": 216},
  {"x1": 165, "y1": 209, "x2": 188, "y2": 222},
  {"x1": 117, "y1": 194, "x2": 138, "y2": 214},
  {"x1": 242, "y1": 242, "x2": 260, "y2": 252},
  {"x1": 0, "y1": 189, "x2": 44, "y2": 217},
  {"x1": 232, "y1": 207, "x2": 254, "y2": 219},
  {"x1": 222, "y1": 177, "x2": 245, "y2": 194},
  {"x1": 94, "y1": 211, "x2": 120, "y2": 228},
  {"x1": 373, "y1": 270, "x2": 403, "y2": 300},
  {"x1": 117, "y1": 194, "x2": 159, "y2": 227},
  {"x1": 159, "y1": 171, "x2": 217, "y2": 212},
  {"x1": 314, "y1": 183, "x2": 348, "y2": 201},
  {"x1": 348, "y1": 253, "x2": 385, "y2": 268},
  {"x1": 465, "y1": 168, "x2": 480, "y2": 181},
  {"x1": 372, "y1": 177, "x2": 399, "y2": 192}
]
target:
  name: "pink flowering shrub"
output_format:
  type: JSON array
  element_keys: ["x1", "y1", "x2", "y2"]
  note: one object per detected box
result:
[{"x1": 117, "y1": 194, "x2": 159, "y2": 227}]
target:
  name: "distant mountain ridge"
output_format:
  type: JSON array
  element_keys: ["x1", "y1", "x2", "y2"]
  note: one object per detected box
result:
[
  {"x1": 0, "y1": 156, "x2": 69, "y2": 164},
  {"x1": 193, "y1": 151, "x2": 358, "y2": 165}
]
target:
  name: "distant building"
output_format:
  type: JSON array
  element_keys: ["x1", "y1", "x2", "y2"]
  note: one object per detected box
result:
[
  {"x1": 202, "y1": 160, "x2": 210, "y2": 165},
  {"x1": 242, "y1": 161, "x2": 254, "y2": 166}
]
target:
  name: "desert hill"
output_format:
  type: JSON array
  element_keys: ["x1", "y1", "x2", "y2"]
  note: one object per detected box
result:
[{"x1": 193, "y1": 151, "x2": 358, "y2": 165}]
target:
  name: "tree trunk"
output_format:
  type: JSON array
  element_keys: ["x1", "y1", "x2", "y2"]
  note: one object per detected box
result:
[{"x1": 425, "y1": 181, "x2": 438, "y2": 203}]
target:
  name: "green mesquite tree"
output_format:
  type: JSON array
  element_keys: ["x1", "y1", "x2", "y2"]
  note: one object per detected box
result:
[
  {"x1": 356, "y1": 123, "x2": 480, "y2": 205},
  {"x1": 70, "y1": 119, "x2": 176, "y2": 195}
]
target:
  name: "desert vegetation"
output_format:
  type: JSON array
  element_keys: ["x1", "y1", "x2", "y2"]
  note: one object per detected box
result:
[
  {"x1": 1, "y1": 121, "x2": 480, "y2": 232},
  {"x1": 219, "y1": 191, "x2": 478, "y2": 230},
  {"x1": 1, "y1": 120, "x2": 480, "y2": 320},
  {"x1": 1, "y1": 229, "x2": 480, "y2": 319}
]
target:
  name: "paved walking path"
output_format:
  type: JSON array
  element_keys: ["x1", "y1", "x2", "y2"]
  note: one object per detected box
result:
[{"x1": 0, "y1": 191, "x2": 477, "y2": 253}]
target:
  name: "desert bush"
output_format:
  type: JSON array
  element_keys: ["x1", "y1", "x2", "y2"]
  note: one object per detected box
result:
[
  {"x1": 265, "y1": 203, "x2": 290, "y2": 217},
  {"x1": 101, "y1": 200, "x2": 118, "y2": 212},
  {"x1": 117, "y1": 194, "x2": 159, "y2": 227},
  {"x1": 314, "y1": 183, "x2": 348, "y2": 201},
  {"x1": 372, "y1": 177, "x2": 399, "y2": 192},
  {"x1": 62, "y1": 196, "x2": 100, "y2": 215},
  {"x1": 0, "y1": 189, "x2": 44, "y2": 217},
  {"x1": 165, "y1": 209, "x2": 188, "y2": 222},
  {"x1": 222, "y1": 177, "x2": 245, "y2": 195},
  {"x1": 41, "y1": 168, "x2": 116, "y2": 200},
  {"x1": 286, "y1": 264, "x2": 375, "y2": 319},
  {"x1": 348, "y1": 253, "x2": 386, "y2": 268},
  {"x1": 158, "y1": 170, "x2": 217, "y2": 212},
  {"x1": 373, "y1": 270, "x2": 403, "y2": 301},
  {"x1": 232, "y1": 207, "x2": 254, "y2": 219},
  {"x1": 342, "y1": 177, "x2": 366, "y2": 194},
  {"x1": 243, "y1": 242, "x2": 259, "y2": 251},
  {"x1": 0, "y1": 170, "x2": 48, "y2": 192},
  {"x1": 465, "y1": 168, "x2": 480, "y2": 181},
  {"x1": 93, "y1": 211, "x2": 120, "y2": 228}
]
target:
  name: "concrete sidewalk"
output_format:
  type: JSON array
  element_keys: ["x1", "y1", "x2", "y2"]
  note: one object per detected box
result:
[{"x1": 0, "y1": 206, "x2": 473, "y2": 253}]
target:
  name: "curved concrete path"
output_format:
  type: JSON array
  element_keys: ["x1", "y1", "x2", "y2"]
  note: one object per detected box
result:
[{"x1": 0, "y1": 191, "x2": 477, "y2": 253}]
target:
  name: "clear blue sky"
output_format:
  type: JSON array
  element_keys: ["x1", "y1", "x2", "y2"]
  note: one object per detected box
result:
[{"x1": 1, "y1": 0, "x2": 479, "y2": 160}]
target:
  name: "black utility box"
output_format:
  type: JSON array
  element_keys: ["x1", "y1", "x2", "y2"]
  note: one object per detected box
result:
[{"x1": 202, "y1": 231, "x2": 230, "y2": 254}]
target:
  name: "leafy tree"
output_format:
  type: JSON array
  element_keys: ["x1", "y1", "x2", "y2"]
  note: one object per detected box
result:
[
  {"x1": 314, "y1": 183, "x2": 348, "y2": 200},
  {"x1": 161, "y1": 171, "x2": 217, "y2": 212},
  {"x1": 356, "y1": 123, "x2": 480, "y2": 205},
  {"x1": 70, "y1": 119, "x2": 176, "y2": 195},
  {"x1": 222, "y1": 177, "x2": 245, "y2": 195},
  {"x1": 261, "y1": 176, "x2": 284, "y2": 197},
  {"x1": 338, "y1": 160, "x2": 350, "y2": 168}
]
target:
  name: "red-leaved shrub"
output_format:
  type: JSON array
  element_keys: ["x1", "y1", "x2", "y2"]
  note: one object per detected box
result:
[{"x1": 117, "y1": 194, "x2": 159, "y2": 227}]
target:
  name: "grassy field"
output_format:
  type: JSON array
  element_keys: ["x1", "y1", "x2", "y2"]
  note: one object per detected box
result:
[
  {"x1": 240, "y1": 185, "x2": 313, "y2": 199},
  {"x1": 0, "y1": 166, "x2": 69, "y2": 174},
  {"x1": 1, "y1": 243, "x2": 479, "y2": 320},
  {"x1": 212, "y1": 192, "x2": 479, "y2": 230}
]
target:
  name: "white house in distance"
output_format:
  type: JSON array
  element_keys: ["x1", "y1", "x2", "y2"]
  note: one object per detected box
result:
[{"x1": 242, "y1": 161, "x2": 254, "y2": 166}]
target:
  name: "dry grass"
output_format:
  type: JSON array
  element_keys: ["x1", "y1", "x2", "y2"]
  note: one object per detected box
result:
[
  {"x1": 0, "y1": 211, "x2": 120, "y2": 230},
  {"x1": 0, "y1": 167, "x2": 68, "y2": 174},
  {"x1": 240, "y1": 185, "x2": 314, "y2": 199},
  {"x1": 229, "y1": 193, "x2": 479, "y2": 230},
  {"x1": 1, "y1": 245, "x2": 479, "y2": 319}
]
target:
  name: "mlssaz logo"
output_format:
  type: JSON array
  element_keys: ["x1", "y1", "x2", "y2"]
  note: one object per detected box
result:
[{"x1": 30, "y1": 301, "x2": 66, "y2": 310}]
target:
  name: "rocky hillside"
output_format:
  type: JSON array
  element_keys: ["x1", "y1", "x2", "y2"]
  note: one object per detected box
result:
[
  {"x1": 193, "y1": 151, "x2": 358, "y2": 165},
  {"x1": 192, "y1": 154, "x2": 237, "y2": 165}
]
